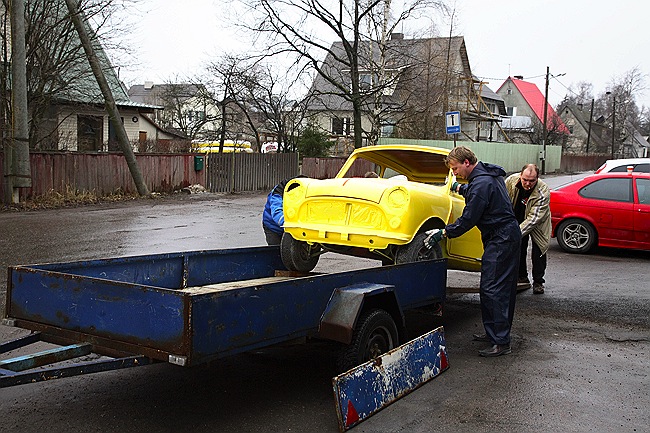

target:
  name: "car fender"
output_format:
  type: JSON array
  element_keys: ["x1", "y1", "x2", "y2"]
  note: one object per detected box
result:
[{"x1": 552, "y1": 212, "x2": 598, "y2": 237}]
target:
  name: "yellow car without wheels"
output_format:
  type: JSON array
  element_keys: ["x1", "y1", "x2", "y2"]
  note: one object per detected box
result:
[{"x1": 281, "y1": 144, "x2": 483, "y2": 272}]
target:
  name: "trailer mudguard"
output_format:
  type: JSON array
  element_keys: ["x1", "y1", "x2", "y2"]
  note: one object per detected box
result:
[{"x1": 318, "y1": 283, "x2": 403, "y2": 344}]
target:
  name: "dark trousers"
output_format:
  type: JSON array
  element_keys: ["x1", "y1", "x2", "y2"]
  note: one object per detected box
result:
[
  {"x1": 263, "y1": 226, "x2": 282, "y2": 246},
  {"x1": 480, "y1": 225, "x2": 521, "y2": 346},
  {"x1": 519, "y1": 234, "x2": 547, "y2": 284}
]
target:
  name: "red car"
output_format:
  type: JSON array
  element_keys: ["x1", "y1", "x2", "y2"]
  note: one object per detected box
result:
[{"x1": 550, "y1": 172, "x2": 650, "y2": 253}]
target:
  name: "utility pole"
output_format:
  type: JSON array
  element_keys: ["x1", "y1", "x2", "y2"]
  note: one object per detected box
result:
[
  {"x1": 541, "y1": 66, "x2": 549, "y2": 175},
  {"x1": 611, "y1": 96, "x2": 616, "y2": 159},
  {"x1": 586, "y1": 99, "x2": 594, "y2": 154},
  {"x1": 64, "y1": 0, "x2": 149, "y2": 196},
  {"x1": 4, "y1": 0, "x2": 32, "y2": 204}
]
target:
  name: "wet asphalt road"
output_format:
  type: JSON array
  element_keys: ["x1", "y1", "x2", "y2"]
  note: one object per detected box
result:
[{"x1": 1, "y1": 175, "x2": 649, "y2": 432}]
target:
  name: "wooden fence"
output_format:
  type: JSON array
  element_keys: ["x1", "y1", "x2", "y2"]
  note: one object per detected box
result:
[
  {"x1": 0, "y1": 152, "x2": 205, "y2": 201},
  {"x1": 560, "y1": 154, "x2": 608, "y2": 173},
  {"x1": 1, "y1": 151, "x2": 302, "y2": 202},
  {"x1": 0, "y1": 148, "x2": 606, "y2": 204}
]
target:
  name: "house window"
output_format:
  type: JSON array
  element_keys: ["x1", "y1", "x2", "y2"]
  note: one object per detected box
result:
[
  {"x1": 507, "y1": 89, "x2": 512, "y2": 95},
  {"x1": 187, "y1": 110, "x2": 205, "y2": 122},
  {"x1": 77, "y1": 115, "x2": 103, "y2": 152},
  {"x1": 359, "y1": 73, "x2": 372, "y2": 90},
  {"x1": 108, "y1": 117, "x2": 124, "y2": 151},
  {"x1": 381, "y1": 122, "x2": 395, "y2": 137},
  {"x1": 356, "y1": 69, "x2": 400, "y2": 95},
  {"x1": 332, "y1": 117, "x2": 350, "y2": 135},
  {"x1": 506, "y1": 107, "x2": 517, "y2": 116}
]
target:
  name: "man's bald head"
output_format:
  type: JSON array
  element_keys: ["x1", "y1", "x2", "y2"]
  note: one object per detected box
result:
[{"x1": 520, "y1": 164, "x2": 539, "y2": 190}]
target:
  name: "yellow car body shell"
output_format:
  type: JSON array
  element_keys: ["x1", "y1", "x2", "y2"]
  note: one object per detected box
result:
[{"x1": 283, "y1": 144, "x2": 483, "y2": 271}]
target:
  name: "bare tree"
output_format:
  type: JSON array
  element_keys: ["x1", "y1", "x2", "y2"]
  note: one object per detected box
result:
[
  {"x1": 530, "y1": 114, "x2": 567, "y2": 148},
  {"x1": 560, "y1": 67, "x2": 648, "y2": 155},
  {"x1": 235, "y1": 63, "x2": 310, "y2": 152},
  {"x1": 154, "y1": 81, "x2": 220, "y2": 140},
  {"x1": 563, "y1": 81, "x2": 595, "y2": 106},
  {"x1": 1, "y1": 1, "x2": 138, "y2": 150},
  {"x1": 244, "y1": 0, "x2": 448, "y2": 148},
  {"x1": 595, "y1": 67, "x2": 647, "y2": 156},
  {"x1": 65, "y1": 0, "x2": 148, "y2": 196},
  {"x1": 203, "y1": 55, "x2": 257, "y2": 152}
]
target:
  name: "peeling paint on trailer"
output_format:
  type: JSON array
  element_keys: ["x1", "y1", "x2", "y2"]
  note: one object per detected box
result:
[{"x1": 332, "y1": 326, "x2": 448, "y2": 432}]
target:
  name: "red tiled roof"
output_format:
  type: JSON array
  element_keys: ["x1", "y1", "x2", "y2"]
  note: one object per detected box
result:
[{"x1": 498, "y1": 77, "x2": 569, "y2": 134}]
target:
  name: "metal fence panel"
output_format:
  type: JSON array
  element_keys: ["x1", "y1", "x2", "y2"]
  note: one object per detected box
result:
[
  {"x1": 379, "y1": 138, "x2": 563, "y2": 173},
  {"x1": 205, "y1": 152, "x2": 299, "y2": 193}
]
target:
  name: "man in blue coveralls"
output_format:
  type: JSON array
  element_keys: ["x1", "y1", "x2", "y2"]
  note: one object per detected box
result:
[{"x1": 424, "y1": 146, "x2": 521, "y2": 357}]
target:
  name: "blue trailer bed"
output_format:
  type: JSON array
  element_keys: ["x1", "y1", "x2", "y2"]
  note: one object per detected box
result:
[{"x1": 2, "y1": 246, "x2": 446, "y2": 385}]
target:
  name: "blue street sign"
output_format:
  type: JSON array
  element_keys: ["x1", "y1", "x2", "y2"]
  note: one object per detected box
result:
[{"x1": 445, "y1": 111, "x2": 461, "y2": 134}]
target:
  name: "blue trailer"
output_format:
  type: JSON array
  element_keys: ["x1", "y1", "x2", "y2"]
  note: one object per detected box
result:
[{"x1": 1, "y1": 246, "x2": 446, "y2": 387}]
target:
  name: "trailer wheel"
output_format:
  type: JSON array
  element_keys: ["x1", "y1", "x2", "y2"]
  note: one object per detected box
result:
[
  {"x1": 337, "y1": 308, "x2": 399, "y2": 372},
  {"x1": 395, "y1": 231, "x2": 443, "y2": 264},
  {"x1": 280, "y1": 232, "x2": 320, "y2": 272}
]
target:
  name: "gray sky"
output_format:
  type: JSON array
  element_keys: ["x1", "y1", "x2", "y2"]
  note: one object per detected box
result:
[
  {"x1": 456, "y1": 0, "x2": 649, "y2": 108},
  {"x1": 118, "y1": 0, "x2": 649, "y2": 109}
]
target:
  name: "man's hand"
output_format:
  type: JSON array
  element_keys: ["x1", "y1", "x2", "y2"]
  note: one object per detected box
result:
[
  {"x1": 450, "y1": 181, "x2": 460, "y2": 193},
  {"x1": 423, "y1": 229, "x2": 445, "y2": 249}
]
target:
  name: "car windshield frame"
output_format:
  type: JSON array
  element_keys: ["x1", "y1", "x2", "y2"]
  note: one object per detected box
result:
[{"x1": 338, "y1": 146, "x2": 450, "y2": 185}]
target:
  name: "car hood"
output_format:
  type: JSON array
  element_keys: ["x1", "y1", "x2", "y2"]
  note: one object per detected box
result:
[{"x1": 302, "y1": 177, "x2": 434, "y2": 203}]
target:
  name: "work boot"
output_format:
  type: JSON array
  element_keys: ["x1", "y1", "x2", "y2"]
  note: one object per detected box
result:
[
  {"x1": 517, "y1": 277, "x2": 531, "y2": 292},
  {"x1": 533, "y1": 282, "x2": 545, "y2": 294},
  {"x1": 478, "y1": 344, "x2": 511, "y2": 357}
]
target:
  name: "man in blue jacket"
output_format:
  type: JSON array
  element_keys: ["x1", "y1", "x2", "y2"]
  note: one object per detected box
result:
[
  {"x1": 262, "y1": 176, "x2": 304, "y2": 245},
  {"x1": 424, "y1": 146, "x2": 521, "y2": 357}
]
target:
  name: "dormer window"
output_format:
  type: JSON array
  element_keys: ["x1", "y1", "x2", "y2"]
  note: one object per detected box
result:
[{"x1": 355, "y1": 69, "x2": 401, "y2": 96}]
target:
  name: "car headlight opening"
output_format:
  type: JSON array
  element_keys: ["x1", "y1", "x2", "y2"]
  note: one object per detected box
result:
[{"x1": 387, "y1": 187, "x2": 409, "y2": 209}]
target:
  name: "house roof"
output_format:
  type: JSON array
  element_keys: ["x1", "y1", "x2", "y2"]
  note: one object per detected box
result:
[
  {"x1": 497, "y1": 77, "x2": 569, "y2": 134},
  {"x1": 43, "y1": 19, "x2": 160, "y2": 112},
  {"x1": 128, "y1": 83, "x2": 205, "y2": 107},
  {"x1": 139, "y1": 114, "x2": 187, "y2": 139},
  {"x1": 305, "y1": 35, "x2": 473, "y2": 112},
  {"x1": 557, "y1": 101, "x2": 608, "y2": 148}
]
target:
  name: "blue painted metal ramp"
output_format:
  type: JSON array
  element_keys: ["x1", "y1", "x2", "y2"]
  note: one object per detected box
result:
[{"x1": 332, "y1": 326, "x2": 448, "y2": 431}]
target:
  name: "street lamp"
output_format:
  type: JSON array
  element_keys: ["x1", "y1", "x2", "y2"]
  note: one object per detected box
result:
[
  {"x1": 606, "y1": 91, "x2": 616, "y2": 159},
  {"x1": 541, "y1": 67, "x2": 566, "y2": 174},
  {"x1": 585, "y1": 99, "x2": 594, "y2": 154}
]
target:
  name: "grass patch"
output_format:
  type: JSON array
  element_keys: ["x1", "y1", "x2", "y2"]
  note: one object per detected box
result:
[{"x1": 2, "y1": 186, "x2": 143, "y2": 211}]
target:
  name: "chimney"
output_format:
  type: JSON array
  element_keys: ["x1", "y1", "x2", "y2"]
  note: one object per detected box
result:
[
  {"x1": 144, "y1": 81, "x2": 154, "y2": 90},
  {"x1": 513, "y1": 75, "x2": 524, "y2": 80},
  {"x1": 391, "y1": 33, "x2": 404, "y2": 40}
]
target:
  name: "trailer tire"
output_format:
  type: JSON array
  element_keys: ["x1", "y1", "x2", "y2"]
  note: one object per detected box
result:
[
  {"x1": 337, "y1": 308, "x2": 399, "y2": 372},
  {"x1": 280, "y1": 232, "x2": 320, "y2": 272},
  {"x1": 395, "y1": 231, "x2": 443, "y2": 264}
]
